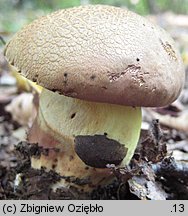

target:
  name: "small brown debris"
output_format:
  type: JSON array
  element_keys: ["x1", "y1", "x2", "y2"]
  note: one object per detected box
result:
[{"x1": 137, "y1": 120, "x2": 167, "y2": 163}]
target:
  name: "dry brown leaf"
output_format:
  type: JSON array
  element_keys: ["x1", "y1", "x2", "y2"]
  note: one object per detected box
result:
[
  {"x1": 167, "y1": 140, "x2": 188, "y2": 152},
  {"x1": 5, "y1": 93, "x2": 37, "y2": 127},
  {"x1": 172, "y1": 150, "x2": 188, "y2": 161},
  {"x1": 150, "y1": 110, "x2": 188, "y2": 132},
  {"x1": 128, "y1": 176, "x2": 167, "y2": 200}
]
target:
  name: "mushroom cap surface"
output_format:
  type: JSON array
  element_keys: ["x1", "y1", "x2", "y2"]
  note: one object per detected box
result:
[{"x1": 4, "y1": 5, "x2": 185, "y2": 106}]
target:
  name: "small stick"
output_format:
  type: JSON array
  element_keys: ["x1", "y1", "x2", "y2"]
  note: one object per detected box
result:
[{"x1": 0, "y1": 36, "x2": 6, "y2": 45}]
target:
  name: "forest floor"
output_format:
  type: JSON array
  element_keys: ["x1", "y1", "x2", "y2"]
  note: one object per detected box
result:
[{"x1": 0, "y1": 12, "x2": 188, "y2": 200}]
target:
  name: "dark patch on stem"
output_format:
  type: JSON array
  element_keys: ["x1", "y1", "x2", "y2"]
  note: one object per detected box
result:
[{"x1": 74, "y1": 135, "x2": 127, "y2": 168}]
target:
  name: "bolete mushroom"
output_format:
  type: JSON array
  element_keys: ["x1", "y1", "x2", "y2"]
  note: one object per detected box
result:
[{"x1": 4, "y1": 5, "x2": 184, "y2": 191}]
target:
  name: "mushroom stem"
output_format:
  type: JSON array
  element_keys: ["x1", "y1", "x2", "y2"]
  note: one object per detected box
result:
[{"x1": 28, "y1": 88, "x2": 142, "y2": 191}]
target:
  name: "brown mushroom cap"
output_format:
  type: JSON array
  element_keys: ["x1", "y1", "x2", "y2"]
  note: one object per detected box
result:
[{"x1": 4, "y1": 5, "x2": 184, "y2": 107}]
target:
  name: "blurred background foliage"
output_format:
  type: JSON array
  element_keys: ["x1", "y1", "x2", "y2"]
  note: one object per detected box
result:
[{"x1": 0, "y1": 0, "x2": 188, "y2": 34}]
